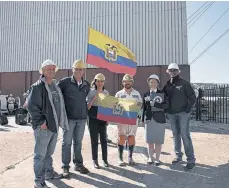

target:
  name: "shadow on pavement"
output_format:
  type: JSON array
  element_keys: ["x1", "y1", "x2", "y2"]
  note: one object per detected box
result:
[
  {"x1": 107, "y1": 142, "x2": 117, "y2": 149},
  {"x1": 165, "y1": 121, "x2": 229, "y2": 135},
  {"x1": 0, "y1": 124, "x2": 16, "y2": 128},
  {"x1": 134, "y1": 146, "x2": 171, "y2": 158},
  {"x1": 0, "y1": 127, "x2": 10, "y2": 132},
  {"x1": 34, "y1": 162, "x2": 229, "y2": 188},
  {"x1": 102, "y1": 162, "x2": 229, "y2": 187},
  {"x1": 49, "y1": 178, "x2": 74, "y2": 188},
  {"x1": 59, "y1": 172, "x2": 145, "y2": 188},
  {"x1": 189, "y1": 125, "x2": 229, "y2": 135}
]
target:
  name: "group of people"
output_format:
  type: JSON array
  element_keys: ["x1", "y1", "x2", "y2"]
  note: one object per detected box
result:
[{"x1": 26, "y1": 59, "x2": 196, "y2": 188}]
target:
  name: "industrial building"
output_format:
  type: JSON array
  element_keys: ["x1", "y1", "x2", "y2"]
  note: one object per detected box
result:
[{"x1": 0, "y1": 1, "x2": 190, "y2": 100}]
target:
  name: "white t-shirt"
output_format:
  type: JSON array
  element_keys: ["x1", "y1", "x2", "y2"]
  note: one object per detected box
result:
[
  {"x1": 115, "y1": 88, "x2": 142, "y2": 126},
  {"x1": 115, "y1": 88, "x2": 142, "y2": 103}
]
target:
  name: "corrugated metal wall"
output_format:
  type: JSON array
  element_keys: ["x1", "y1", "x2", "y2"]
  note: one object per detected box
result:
[{"x1": 0, "y1": 1, "x2": 188, "y2": 73}]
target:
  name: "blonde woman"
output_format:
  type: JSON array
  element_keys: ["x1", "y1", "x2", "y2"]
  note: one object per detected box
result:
[{"x1": 142, "y1": 74, "x2": 169, "y2": 166}]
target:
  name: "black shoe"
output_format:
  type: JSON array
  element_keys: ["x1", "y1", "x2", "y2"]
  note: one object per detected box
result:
[
  {"x1": 45, "y1": 171, "x2": 63, "y2": 180},
  {"x1": 172, "y1": 158, "x2": 182, "y2": 164},
  {"x1": 93, "y1": 160, "x2": 100, "y2": 169},
  {"x1": 184, "y1": 163, "x2": 195, "y2": 170},
  {"x1": 74, "y1": 165, "x2": 90, "y2": 174},
  {"x1": 103, "y1": 160, "x2": 109, "y2": 167},
  {"x1": 154, "y1": 161, "x2": 161, "y2": 166},
  {"x1": 62, "y1": 167, "x2": 70, "y2": 178}
]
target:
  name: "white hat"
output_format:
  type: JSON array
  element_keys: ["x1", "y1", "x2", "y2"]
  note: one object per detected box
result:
[
  {"x1": 166, "y1": 63, "x2": 181, "y2": 73},
  {"x1": 122, "y1": 74, "x2": 134, "y2": 82},
  {"x1": 147, "y1": 74, "x2": 160, "y2": 83},
  {"x1": 39, "y1": 59, "x2": 59, "y2": 74}
]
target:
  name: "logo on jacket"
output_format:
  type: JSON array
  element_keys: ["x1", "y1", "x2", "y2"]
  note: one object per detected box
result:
[
  {"x1": 113, "y1": 102, "x2": 124, "y2": 116},
  {"x1": 154, "y1": 96, "x2": 163, "y2": 103},
  {"x1": 176, "y1": 86, "x2": 182, "y2": 90},
  {"x1": 104, "y1": 44, "x2": 118, "y2": 62}
]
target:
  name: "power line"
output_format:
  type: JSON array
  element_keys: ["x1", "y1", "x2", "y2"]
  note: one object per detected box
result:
[
  {"x1": 187, "y1": 1, "x2": 208, "y2": 20},
  {"x1": 188, "y1": 1, "x2": 215, "y2": 28},
  {"x1": 189, "y1": 7, "x2": 229, "y2": 53},
  {"x1": 187, "y1": 1, "x2": 214, "y2": 25},
  {"x1": 189, "y1": 27, "x2": 229, "y2": 65}
]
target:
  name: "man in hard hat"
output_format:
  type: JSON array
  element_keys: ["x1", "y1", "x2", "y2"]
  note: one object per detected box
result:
[
  {"x1": 115, "y1": 74, "x2": 142, "y2": 166},
  {"x1": 7, "y1": 94, "x2": 15, "y2": 115},
  {"x1": 58, "y1": 60, "x2": 90, "y2": 177},
  {"x1": 163, "y1": 63, "x2": 196, "y2": 170},
  {"x1": 27, "y1": 59, "x2": 69, "y2": 188}
]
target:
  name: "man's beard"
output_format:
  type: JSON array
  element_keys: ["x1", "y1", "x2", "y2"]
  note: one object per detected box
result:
[{"x1": 124, "y1": 84, "x2": 132, "y2": 89}]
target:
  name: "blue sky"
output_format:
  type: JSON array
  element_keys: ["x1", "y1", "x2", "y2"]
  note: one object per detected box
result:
[{"x1": 187, "y1": 1, "x2": 229, "y2": 83}]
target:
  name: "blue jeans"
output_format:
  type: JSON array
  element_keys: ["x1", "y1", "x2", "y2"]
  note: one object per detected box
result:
[
  {"x1": 62, "y1": 119, "x2": 86, "y2": 168},
  {"x1": 167, "y1": 112, "x2": 196, "y2": 164},
  {"x1": 34, "y1": 127, "x2": 58, "y2": 186}
]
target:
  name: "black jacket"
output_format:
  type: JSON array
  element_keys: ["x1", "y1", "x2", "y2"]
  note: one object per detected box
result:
[
  {"x1": 142, "y1": 90, "x2": 169, "y2": 123},
  {"x1": 27, "y1": 80, "x2": 57, "y2": 132},
  {"x1": 163, "y1": 76, "x2": 196, "y2": 114},
  {"x1": 58, "y1": 76, "x2": 90, "y2": 120}
]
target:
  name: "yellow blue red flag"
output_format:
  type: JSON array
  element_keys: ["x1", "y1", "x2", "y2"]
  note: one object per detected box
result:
[
  {"x1": 86, "y1": 27, "x2": 137, "y2": 76},
  {"x1": 96, "y1": 93, "x2": 141, "y2": 125}
]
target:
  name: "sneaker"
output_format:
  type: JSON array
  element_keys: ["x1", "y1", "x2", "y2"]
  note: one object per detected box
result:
[
  {"x1": 103, "y1": 160, "x2": 109, "y2": 167},
  {"x1": 45, "y1": 171, "x2": 63, "y2": 180},
  {"x1": 62, "y1": 167, "x2": 70, "y2": 178},
  {"x1": 34, "y1": 182, "x2": 50, "y2": 188},
  {"x1": 128, "y1": 158, "x2": 135, "y2": 166},
  {"x1": 172, "y1": 158, "x2": 182, "y2": 164},
  {"x1": 184, "y1": 163, "x2": 195, "y2": 170},
  {"x1": 74, "y1": 165, "x2": 90, "y2": 174}
]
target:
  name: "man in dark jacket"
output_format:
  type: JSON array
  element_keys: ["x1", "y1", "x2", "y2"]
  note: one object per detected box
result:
[
  {"x1": 27, "y1": 59, "x2": 69, "y2": 188},
  {"x1": 58, "y1": 60, "x2": 90, "y2": 177},
  {"x1": 163, "y1": 63, "x2": 196, "y2": 170}
]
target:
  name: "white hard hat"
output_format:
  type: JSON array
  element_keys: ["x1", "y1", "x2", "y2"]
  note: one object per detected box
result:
[
  {"x1": 166, "y1": 63, "x2": 180, "y2": 71},
  {"x1": 147, "y1": 74, "x2": 160, "y2": 83},
  {"x1": 122, "y1": 74, "x2": 134, "y2": 82},
  {"x1": 39, "y1": 59, "x2": 59, "y2": 74}
]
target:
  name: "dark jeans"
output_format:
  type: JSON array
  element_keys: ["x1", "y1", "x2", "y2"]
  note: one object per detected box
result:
[
  {"x1": 167, "y1": 112, "x2": 196, "y2": 164},
  {"x1": 62, "y1": 119, "x2": 86, "y2": 168},
  {"x1": 88, "y1": 118, "x2": 107, "y2": 161}
]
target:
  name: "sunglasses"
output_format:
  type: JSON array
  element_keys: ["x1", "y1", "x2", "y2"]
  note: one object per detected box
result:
[{"x1": 168, "y1": 69, "x2": 178, "y2": 72}]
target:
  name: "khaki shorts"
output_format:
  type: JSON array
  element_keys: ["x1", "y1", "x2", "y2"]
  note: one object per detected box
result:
[{"x1": 117, "y1": 124, "x2": 138, "y2": 136}]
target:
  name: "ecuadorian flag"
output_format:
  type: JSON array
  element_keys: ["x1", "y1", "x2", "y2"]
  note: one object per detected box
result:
[
  {"x1": 96, "y1": 93, "x2": 141, "y2": 125},
  {"x1": 86, "y1": 27, "x2": 137, "y2": 76}
]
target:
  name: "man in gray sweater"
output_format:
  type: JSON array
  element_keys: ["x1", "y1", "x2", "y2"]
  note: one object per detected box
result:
[{"x1": 58, "y1": 60, "x2": 90, "y2": 178}]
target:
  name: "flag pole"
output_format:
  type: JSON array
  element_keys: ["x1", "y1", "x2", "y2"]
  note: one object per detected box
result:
[{"x1": 85, "y1": 26, "x2": 91, "y2": 81}]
